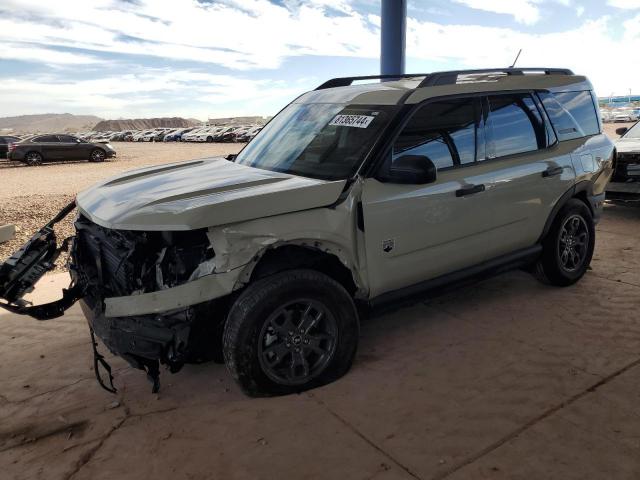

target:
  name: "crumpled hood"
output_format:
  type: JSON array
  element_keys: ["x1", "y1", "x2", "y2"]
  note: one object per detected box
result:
[
  {"x1": 616, "y1": 138, "x2": 640, "y2": 154},
  {"x1": 76, "y1": 157, "x2": 346, "y2": 230}
]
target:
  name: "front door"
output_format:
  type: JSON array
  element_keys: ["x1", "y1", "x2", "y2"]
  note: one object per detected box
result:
[
  {"x1": 56, "y1": 135, "x2": 87, "y2": 160},
  {"x1": 361, "y1": 96, "x2": 498, "y2": 298}
]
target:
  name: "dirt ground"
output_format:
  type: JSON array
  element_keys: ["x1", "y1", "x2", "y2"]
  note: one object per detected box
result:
[{"x1": 1, "y1": 128, "x2": 640, "y2": 479}]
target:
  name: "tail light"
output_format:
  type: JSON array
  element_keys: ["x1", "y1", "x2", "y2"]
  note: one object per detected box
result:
[{"x1": 8, "y1": 143, "x2": 16, "y2": 152}]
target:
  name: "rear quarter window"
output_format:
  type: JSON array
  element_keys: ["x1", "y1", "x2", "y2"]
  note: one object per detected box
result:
[{"x1": 539, "y1": 90, "x2": 600, "y2": 140}]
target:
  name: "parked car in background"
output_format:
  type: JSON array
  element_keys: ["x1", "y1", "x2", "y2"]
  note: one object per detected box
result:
[
  {"x1": 164, "y1": 127, "x2": 195, "y2": 141},
  {"x1": 192, "y1": 127, "x2": 222, "y2": 142},
  {"x1": 8, "y1": 134, "x2": 116, "y2": 165},
  {"x1": 600, "y1": 110, "x2": 613, "y2": 123},
  {"x1": 613, "y1": 111, "x2": 638, "y2": 122},
  {"x1": 181, "y1": 127, "x2": 206, "y2": 142},
  {"x1": 0, "y1": 135, "x2": 22, "y2": 158},
  {"x1": 219, "y1": 126, "x2": 248, "y2": 142},
  {"x1": 607, "y1": 121, "x2": 640, "y2": 200}
]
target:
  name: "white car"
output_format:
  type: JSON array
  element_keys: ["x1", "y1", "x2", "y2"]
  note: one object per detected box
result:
[
  {"x1": 181, "y1": 128, "x2": 206, "y2": 142},
  {"x1": 613, "y1": 112, "x2": 638, "y2": 122},
  {"x1": 193, "y1": 127, "x2": 225, "y2": 142}
]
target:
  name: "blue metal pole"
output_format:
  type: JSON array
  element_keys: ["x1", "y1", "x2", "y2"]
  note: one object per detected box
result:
[{"x1": 380, "y1": 0, "x2": 406, "y2": 76}]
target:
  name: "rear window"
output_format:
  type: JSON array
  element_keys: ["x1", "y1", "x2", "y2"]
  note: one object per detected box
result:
[{"x1": 539, "y1": 91, "x2": 600, "y2": 140}]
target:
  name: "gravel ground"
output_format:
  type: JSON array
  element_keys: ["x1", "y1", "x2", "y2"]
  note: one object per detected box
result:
[{"x1": 0, "y1": 142, "x2": 242, "y2": 271}]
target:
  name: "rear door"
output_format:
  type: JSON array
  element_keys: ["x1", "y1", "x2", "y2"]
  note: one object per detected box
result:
[
  {"x1": 481, "y1": 93, "x2": 575, "y2": 257},
  {"x1": 32, "y1": 135, "x2": 62, "y2": 160},
  {"x1": 361, "y1": 96, "x2": 499, "y2": 298}
]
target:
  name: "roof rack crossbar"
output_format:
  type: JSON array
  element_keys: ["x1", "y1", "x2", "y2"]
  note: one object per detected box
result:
[
  {"x1": 315, "y1": 74, "x2": 431, "y2": 90},
  {"x1": 417, "y1": 68, "x2": 574, "y2": 87}
]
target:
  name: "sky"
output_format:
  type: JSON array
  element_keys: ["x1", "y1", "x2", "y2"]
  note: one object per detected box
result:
[{"x1": 0, "y1": 0, "x2": 639, "y2": 120}]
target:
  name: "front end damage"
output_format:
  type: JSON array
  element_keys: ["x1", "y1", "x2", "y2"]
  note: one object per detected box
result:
[{"x1": 0, "y1": 204, "x2": 235, "y2": 393}]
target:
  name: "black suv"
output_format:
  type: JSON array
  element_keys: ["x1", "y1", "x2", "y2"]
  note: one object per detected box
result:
[{"x1": 8, "y1": 134, "x2": 116, "y2": 166}]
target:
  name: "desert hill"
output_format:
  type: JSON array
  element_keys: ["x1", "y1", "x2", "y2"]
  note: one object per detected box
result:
[{"x1": 0, "y1": 113, "x2": 103, "y2": 134}]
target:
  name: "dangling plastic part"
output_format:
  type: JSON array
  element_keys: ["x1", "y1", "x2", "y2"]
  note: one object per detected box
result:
[{"x1": 90, "y1": 329, "x2": 117, "y2": 394}]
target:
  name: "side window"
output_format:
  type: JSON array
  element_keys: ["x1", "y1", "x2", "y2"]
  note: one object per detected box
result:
[
  {"x1": 486, "y1": 94, "x2": 544, "y2": 158},
  {"x1": 34, "y1": 135, "x2": 59, "y2": 142},
  {"x1": 58, "y1": 135, "x2": 77, "y2": 142},
  {"x1": 538, "y1": 92, "x2": 584, "y2": 141},
  {"x1": 393, "y1": 98, "x2": 478, "y2": 170},
  {"x1": 552, "y1": 91, "x2": 600, "y2": 136}
]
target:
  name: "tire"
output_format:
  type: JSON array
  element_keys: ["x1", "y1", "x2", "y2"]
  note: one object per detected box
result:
[
  {"x1": 89, "y1": 148, "x2": 106, "y2": 162},
  {"x1": 206, "y1": 136, "x2": 213, "y2": 143},
  {"x1": 535, "y1": 199, "x2": 595, "y2": 286},
  {"x1": 24, "y1": 151, "x2": 43, "y2": 166},
  {"x1": 223, "y1": 269, "x2": 359, "y2": 397}
]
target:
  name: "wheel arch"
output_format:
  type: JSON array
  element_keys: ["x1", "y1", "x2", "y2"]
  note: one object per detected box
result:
[
  {"x1": 238, "y1": 243, "x2": 361, "y2": 298},
  {"x1": 538, "y1": 181, "x2": 594, "y2": 242}
]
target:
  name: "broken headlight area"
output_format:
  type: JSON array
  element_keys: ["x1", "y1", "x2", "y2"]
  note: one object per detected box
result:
[{"x1": 74, "y1": 215, "x2": 215, "y2": 297}]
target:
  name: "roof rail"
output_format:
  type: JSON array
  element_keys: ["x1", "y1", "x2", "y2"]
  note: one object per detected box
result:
[
  {"x1": 315, "y1": 74, "x2": 430, "y2": 90},
  {"x1": 315, "y1": 68, "x2": 575, "y2": 91},
  {"x1": 417, "y1": 68, "x2": 574, "y2": 87}
]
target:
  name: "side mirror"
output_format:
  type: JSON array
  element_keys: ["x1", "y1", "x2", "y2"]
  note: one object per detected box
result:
[
  {"x1": 379, "y1": 155, "x2": 437, "y2": 185},
  {"x1": 616, "y1": 127, "x2": 628, "y2": 136}
]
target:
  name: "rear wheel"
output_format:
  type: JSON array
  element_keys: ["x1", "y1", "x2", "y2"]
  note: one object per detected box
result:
[
  {"x1": 206, "y1": 136, "x2": 213, "y2": 143},
  {"x1": 89, "y1": 148, "x2": 106, "y2": 162},
  {"x1": 223, "y1": 269, "x2": 359, "y2": 397},
  {"x1": 535, "y1": 199, "x2": 595, "y2": 286},
  {"x1": 24, "y1": 151, "x2": 43, "y2": 166}
]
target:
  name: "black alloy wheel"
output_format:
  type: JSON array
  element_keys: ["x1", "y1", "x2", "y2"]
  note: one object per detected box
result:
[
  {"x1": 90, "y1": 149, "x2": 106, "y2": 162},
  {"x1": 25, "y1": 151, "x2": 43, "y2": 166},
  {"x1": 258, "y1": 299, "x2": 338, "y2": 386}
]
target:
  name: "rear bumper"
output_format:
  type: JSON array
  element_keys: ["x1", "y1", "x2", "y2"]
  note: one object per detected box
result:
[
  {"x1": 7, "y1": 150, "x2": 25, "y2": 161},
  {"x1": 588, "y1": 192, "x2": 606, "y2": 223}
]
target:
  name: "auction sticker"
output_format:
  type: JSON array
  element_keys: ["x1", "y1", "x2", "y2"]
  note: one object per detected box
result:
[{"x1": 329, "y1": 114, "x2": 375, "y2": 128}]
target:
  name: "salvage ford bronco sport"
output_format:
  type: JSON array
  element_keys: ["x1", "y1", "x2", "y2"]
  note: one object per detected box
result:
[{"x1": 0, "y1": 68, "x2": 614, "y2": 396}]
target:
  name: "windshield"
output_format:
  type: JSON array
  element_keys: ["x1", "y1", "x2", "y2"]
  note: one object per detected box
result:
[
  {"x1": 623, "y1": 122, "x2": 640, "y2": 139},
  {"x1": 235, "y1": 103, "x2": 394, "y2": 180}
]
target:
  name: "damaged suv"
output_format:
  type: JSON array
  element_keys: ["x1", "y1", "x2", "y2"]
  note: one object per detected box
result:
[{"x1": 0, "y1": 68, "x2": 614, "y2": 396}]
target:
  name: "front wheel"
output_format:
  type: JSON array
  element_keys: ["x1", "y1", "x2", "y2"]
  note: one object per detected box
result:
[
  {"x1": 535, "y1": 199, "x2": 595, "y2": 286},
  {"x1": 89, "y1": 148, "x2": 106, "y2": 162},
  {"x1": 223, "y1": 269, "x2": 359, "y2": 397}
]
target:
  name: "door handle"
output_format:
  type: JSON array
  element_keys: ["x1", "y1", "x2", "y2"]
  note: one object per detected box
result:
[
  {"x1": 542, "y1": 166, "x2": 563, "y2": 178},
  {"x1": 455, "y1": 184, "x2": 485, "y2": 197}
]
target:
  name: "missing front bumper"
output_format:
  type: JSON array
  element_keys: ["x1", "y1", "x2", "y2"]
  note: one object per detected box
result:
[{"x1": 0, "y1": 201, "x2": 82, "y2": 320}]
